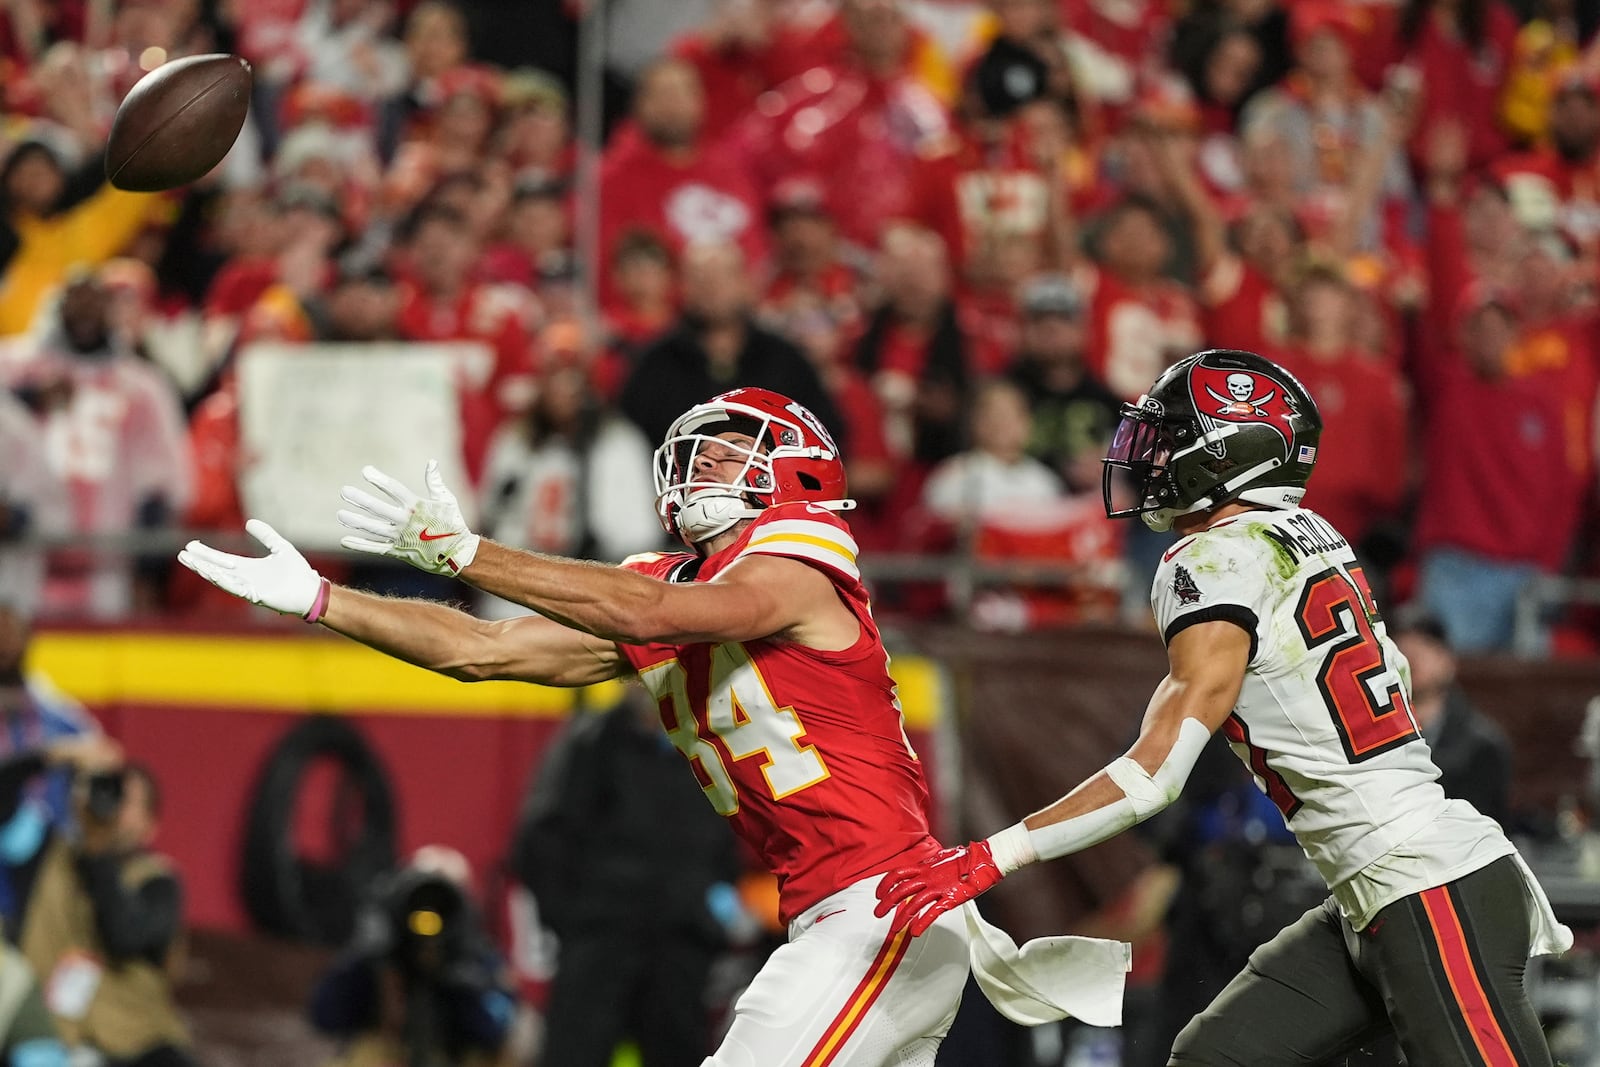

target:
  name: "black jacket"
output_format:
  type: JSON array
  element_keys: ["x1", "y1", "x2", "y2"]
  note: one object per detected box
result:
[
  {"x1": 618, "y1": 319, "x2": 842, "y2": 451},
  {"x1": 510, "y1": 697, "x2": 740, "y2": 941},
  {"x1": 1428, "y1": 688, "x2": 1513, "y2": 828}
]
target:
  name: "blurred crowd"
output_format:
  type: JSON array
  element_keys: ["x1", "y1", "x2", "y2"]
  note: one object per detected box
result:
[{"x1": 0, "y1": 0, "x2": 1596, "y2": 653}]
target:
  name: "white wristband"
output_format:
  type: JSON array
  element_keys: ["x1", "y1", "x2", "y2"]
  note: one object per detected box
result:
[{"x1": 986, "y1": 822, "x2": 1039, "y2": 875}]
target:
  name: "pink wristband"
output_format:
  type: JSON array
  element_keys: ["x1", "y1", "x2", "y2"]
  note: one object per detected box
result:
[{"x1": 303, "y1": 577, "x2": 332, "y2": 623}]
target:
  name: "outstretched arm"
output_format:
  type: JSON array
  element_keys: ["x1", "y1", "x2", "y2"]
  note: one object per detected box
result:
[
  {"x1": 321, "y1": 587, "x2": 626, "y2": 687},
  {"x1": 876, "y1": 620, "x2": 1251, "y2": 934},
  {"x1": 178, "y1": 520, "x2": 626, "y2": 688},
  {"x1": 459, "y1": 542, "x2": 834, "y2": 647},
  {"x1": 335, "y1": 462, "x2": 849, "y2": 647}
]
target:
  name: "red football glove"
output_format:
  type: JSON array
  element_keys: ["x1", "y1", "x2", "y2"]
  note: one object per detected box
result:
[{"x1": 873, "y1": 841, "x2": 1004, "y2": 936}]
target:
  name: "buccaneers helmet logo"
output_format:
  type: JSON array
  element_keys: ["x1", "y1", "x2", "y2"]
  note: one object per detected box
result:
[{"x1": 1187, "y1": 364, "x2": 1298, "y2": 457}]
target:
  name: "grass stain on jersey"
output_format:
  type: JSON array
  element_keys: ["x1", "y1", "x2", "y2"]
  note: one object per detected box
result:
[{"x1": 1255, "y1": 526, "x2": 1301, "y2": 581}]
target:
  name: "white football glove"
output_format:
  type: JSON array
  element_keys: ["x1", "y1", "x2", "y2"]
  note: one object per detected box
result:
[
  {"x1": 177, "y1": 519, "x2": 328, "y2": 619},
  {"x1": 336, "y1": 460, "x2": 481, "y2": 576}
]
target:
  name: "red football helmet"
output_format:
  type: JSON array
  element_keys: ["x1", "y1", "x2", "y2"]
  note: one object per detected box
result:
[{"x1": 654, "y1": 387, "x2": 854, "y2": 544}]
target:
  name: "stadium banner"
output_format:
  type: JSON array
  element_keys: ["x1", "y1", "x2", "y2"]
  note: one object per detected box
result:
[{"x1": 236, "y1": 342, "x2": 483, "y2": 549}]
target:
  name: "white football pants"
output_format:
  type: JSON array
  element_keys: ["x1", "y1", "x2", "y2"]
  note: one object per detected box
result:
[{"x1": 704, "y1": 874, "x2": 971, "y2": 1067}]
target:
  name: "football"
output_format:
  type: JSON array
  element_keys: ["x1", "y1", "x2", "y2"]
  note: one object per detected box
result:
[{"x1": 106, "y1": 53, "x2": 253, "y2": 192}]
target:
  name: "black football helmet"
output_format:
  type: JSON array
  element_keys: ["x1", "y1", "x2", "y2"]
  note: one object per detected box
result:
[{"x1": 1102, "y1": 349, "x2": 1323, "y2": 532}]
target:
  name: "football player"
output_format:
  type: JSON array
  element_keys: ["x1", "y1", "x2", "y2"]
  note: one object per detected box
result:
[
  {"x1": 177, "y1": 387, "x2": 1126, "y2": 1065},
  {"x1": 875, "y1": 350, "x2": 1571, "y2": 1065}
]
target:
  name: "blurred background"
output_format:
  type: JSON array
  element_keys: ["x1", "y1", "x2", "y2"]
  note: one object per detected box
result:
[{"x1": 0, "y1": 0, "x2": 1597, "y2": 1064}]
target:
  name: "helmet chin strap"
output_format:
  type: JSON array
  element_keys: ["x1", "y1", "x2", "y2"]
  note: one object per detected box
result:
[{"x1": 678, "y1": 490, "x2": 764, "y2": 544}]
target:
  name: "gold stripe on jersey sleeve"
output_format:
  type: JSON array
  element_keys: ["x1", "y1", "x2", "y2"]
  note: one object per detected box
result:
[{"x1": 745, "y1": 532, "x2": 858, "y2": 564}]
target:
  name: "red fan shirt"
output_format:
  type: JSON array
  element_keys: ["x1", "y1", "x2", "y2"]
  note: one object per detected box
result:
[{"x1": 1082, "y1": 266, "x2": 1202, "y2": 400}]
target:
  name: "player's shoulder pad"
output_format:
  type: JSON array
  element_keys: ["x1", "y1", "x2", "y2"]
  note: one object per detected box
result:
[
  {"x1": 737, "y1": 502, "x2": 861, "y2": 581},
  {"x1": 1152, "y1": 516, "x2": 1278, "y2": 605}
]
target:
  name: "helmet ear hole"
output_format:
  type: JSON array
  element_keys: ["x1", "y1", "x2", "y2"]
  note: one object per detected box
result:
[{"x1": 797, "y1": 472, "x2": 821, "y2": 491}]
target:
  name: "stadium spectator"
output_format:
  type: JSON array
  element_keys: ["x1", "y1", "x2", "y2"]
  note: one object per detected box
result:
[
  {"x1": 601, "y1": 229, "x2": 678, "y2": 386},
  {"x1": 476, "y1": 363, "x2": 662, "y2": 618},
  {"x1": 201, "y1": 184, "x2": 346, "y2": 362},
  {"x1": 7, "y1": 270, "x2": 191, "y2": 619},
  {"x1": 394, "y1": 201, "x2": 537, "y2": 486},
  {"x1": 1005, "y1": 274, "x2": 1120, "y2": 495},
  {"x1": 311, "y1": 258, "x2": 403, "y2": 343},
  {"x1": 511, "y1": 687, "x2": 748, "y2": 1067},
  {"x1": 0, "y1": 387, "x2": 66, "y2": 614},
  {"x1": 1389, "y1": 0, "x2": 1520, "y2": 172},
  {"x1": 1077, "y1": 194, "x2": 1202, "y2": 400},
  {"x1": 1390, "y1": 606, "x2": 1514, "y2": 828},
  {"x1": 383, "y1": 65, "x2": 505, "y2": 217},
  {"x1": 22, "y1": 762, "x2": 194, "y2": 1067},
  {"x1": 851, "y1": 224, "x2": 969, "y2": 474},
  {"x1": 907, "y1": 88, "x2": 1082, "y2": 349},
  {"x1": 1273, "y1": 266, "x2": 1410, "y2": 552},
  {"x1": 739, "y1": 0, "x2": 953, "y2": 252},
  {"x1": 1238, "y1": 3, "x2": 1413, "y2": 257},
  {"x1": 0, "y1": 132, "x2": 159, "y2": 337},
  {"x1": 1151, "y1": 127, "x2": 1297, "y2": 353},
  {"x1": 1493, "y1": 66, "x2": 1600, "y2": 256},
  {"x1": 618, "y1": 240, "x2": 838, "y2": 450},
  {"x1": 768, "y1": 0, "x2": 956, "y2": 103},
  {"x1": 1170, "y1": 10, "x2": 1273, "y2": 136},
  {"x1": 1499, "y1": 1, "x2": 1599, "y2": 144},
  {"x1": 965, "y1": 0, "x2": 1074, "y2": 123},
  {"x1": 669, "y1": 0, "x2": 783, "y2": 141},
  {"x1": 270, "y1": 90, "x2": 385, "y2": 227},
  {"x1": 597, "y1": 57, "x2": 766, "y2": 303},
  {"x1": 758, "y1": 176, "x2": 860, "y2": 369},
  {"x1": 294, "y1": 0, "x2": 409, "y2": 104},
  {"x1": 1409, "y1": 278, "x2": 1590, "y2": 653},
  {"x1": 481, "y1": 175, "x2": 570, "y2": 290},
  {"x1": 921, "y1": 377, "x2": 1064, "y2": 525},
  {"x1": 0, "y1": 576, "x2": 110, "y2": 934},
  {"x1": 493, "y1": 68, "x2": 573, "y2": 182},
  {"x1": 377, "y1": 0, "x2": 475, "y2": 163},
  {"x1": 1058, "y1": 0, "x2": 1173, "y2": 127}
]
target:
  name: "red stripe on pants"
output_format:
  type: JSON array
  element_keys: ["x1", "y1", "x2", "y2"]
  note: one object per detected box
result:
[
  {"x1": 803, "y1": 925, "x2": 913, "y2": 1067},
  {"x1": 1419, "y1": 886, "x2": 1518, "y2": 1067}
]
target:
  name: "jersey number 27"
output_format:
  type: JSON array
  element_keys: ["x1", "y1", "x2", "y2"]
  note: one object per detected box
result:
[{"x1": 1295, "y1": 566, "x2": 1419, "y2": 763}]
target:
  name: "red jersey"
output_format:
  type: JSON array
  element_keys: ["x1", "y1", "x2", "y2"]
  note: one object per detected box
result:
[
  {"x1": 617, "y1": 503, "x2": 939, "y2": 922},
  {"x1": 671, "y1": 32, "x2": 779, "y2": 140},
  {"x1": 1492, "y1": 149, "x2": 1600, "y2": 251},
  {"x1": 1390, "y1": 3, "x2": 1518, "y2": 171},
  {"x1": 1413, "y1": 320, "x2": 1597, "y2": 570},
  {"x1": 1274, "y1": 349, "x2": 1409, "y2": 543},
  {"x1": 598, "y1": 129, "x2": 768, "y2": 306},
  {"x1": 1082, "y1": 266, "x2": 1202, "y2": 400},
  {"x1": 1198, "y1": 254, "x2": 1288, "y2": 355}
]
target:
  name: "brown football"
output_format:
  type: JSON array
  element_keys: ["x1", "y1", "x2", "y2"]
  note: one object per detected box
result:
[{"x1": 106, "y1": 54, "x2": 253, "y2": 192}]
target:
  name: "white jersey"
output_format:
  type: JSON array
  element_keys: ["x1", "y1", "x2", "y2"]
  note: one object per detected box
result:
[{"x1": 1152, "y1": 508, "x2": 1516, "y2": 929}]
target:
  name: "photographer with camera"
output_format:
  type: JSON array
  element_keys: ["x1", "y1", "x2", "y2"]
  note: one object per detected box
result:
[
  {"x1": 19, "y1": 763, "x2": 192, "y2": 1067},
  {"x1": 0, "y1": 551, "x2": 109, "y2": 936},
  {"x1": 308, "y1": 846, "x2": 516, "y2": 1067}
]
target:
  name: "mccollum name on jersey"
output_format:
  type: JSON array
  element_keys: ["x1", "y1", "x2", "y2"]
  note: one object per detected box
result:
[{"x1": 1260, "y1": 509, "x2": 1348, "y2": 565}]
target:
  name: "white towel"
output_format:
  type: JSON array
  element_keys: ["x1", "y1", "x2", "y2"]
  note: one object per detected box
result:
[
  {"x1": 963, "y1": 905, "x2": 1132, "y2": 1027},
  {"x1": 1512, "y1": 852, "x2": 1574, "y2": 958}
]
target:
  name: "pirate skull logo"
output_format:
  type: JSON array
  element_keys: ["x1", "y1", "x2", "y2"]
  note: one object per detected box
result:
[{"x1": 1206, "y1": 372, "x2": 1276, "y2": 418}]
